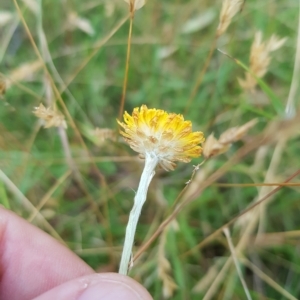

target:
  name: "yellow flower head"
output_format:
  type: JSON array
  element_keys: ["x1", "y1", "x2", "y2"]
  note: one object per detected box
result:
[{"x1": 118, "y1": 105, "x2": 205, "y2": 171}]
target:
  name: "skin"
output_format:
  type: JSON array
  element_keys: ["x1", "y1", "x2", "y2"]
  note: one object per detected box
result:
[{"x1": 0, "y1": 207, "x2": 152, "y2": 300}]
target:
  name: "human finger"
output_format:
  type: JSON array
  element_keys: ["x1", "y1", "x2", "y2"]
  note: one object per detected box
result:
[
  {"x1": 34, "y1": 273, "x2": 152, "y2": 300},
  {"x1": 0, "y1": 207, "x2": 94, "y2": 300}
]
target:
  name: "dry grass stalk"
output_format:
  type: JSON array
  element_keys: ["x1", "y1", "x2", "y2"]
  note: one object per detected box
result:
[
  {"x1": 203, "y1": 119, "x2": 257, "y2": 158},
  {"x1": 193, "y1": 260, "x2": 223, "y2": 293},
  {"x1": 119, "y1": 0, "x2": 147, "y2": 119},
  {"x1": 223, "y1": 227, "x2": 252, "y2": 300},
  {"x1": 217, "y1": 0, "x2": 244, "y2": 37},
  {"x1": 234, "y1": 208, "x2": 254, "y2": 229},
  {"x1": 238, "y1": 31, "x2": 287, "y2": 91},
  {"x1": 157, "y1": 227, "x2": 178, "y2": 298},
  {"x1": 33, "y1": 103, "x2": 67, "y2": 129},
  {"x1": 119, "y1": 0, "x2": 142, "y2": 120},
  {"x1": 241, "y1": 258, "x2": 298, "y2": 300},
  {"x1": 185, "y1": 0, "x2": 243, "y2": 114},
  {"x1": 123, "y1": 0, "x2": 146, "y2": 13}
]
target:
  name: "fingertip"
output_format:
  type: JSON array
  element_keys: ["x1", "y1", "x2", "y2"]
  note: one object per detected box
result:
[
  {"x1": 77, "y1": 273, "x2": 152, "y2": 300},
  {"x1": 35, "y1": 273, "x2": 152, "y2": 300}
]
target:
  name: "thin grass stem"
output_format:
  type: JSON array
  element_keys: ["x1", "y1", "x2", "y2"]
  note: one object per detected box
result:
[
  {"x1": 223, "y1": 227, "x2": 252, "y2": 300},
  {"x1": 63, "y1": 14, "x2": 129, "y2": 93},
  {"x1": 241, "y1": 258, "x2": 298, "y2": 300},
  {"x1": 184, "y1": 35, "x2": 217, "y2": 114},
  {"x1": 119, "y1": 14, "x2": 134, "y2": 120},
  {"x1": 28, "y1": 170, "x2": 71, "y2": 222}
]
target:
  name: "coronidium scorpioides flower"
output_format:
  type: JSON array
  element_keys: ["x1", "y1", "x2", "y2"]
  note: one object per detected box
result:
[
  {"x1": 117, "y1": 105, "x2": 205, "y2": 171},
  {"x1": 118, "y1": 105, "x2": 205, "y2": 275}
]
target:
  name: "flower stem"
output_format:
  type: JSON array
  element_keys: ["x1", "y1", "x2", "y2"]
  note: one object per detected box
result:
[{"x1": 119, "y1": 155, "x2": 158, "y2": 275}]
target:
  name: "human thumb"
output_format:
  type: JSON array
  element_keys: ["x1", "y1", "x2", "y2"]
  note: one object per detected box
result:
[{"x1": 34, "y1": 273, "x2": 152, "y2": 300}]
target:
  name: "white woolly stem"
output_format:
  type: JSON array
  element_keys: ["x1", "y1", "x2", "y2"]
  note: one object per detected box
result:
[{"x1": 119, "y1": 154, "x2": 158, "y2": 275}]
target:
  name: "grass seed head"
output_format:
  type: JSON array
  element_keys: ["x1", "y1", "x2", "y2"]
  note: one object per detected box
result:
[
  {"x1": 203, "y1": 133, "x2": 230, "y2": 158},
  {"x1": 217, "y1": 0, "x2": 244, "y2": 37},
  {"x1": 94, "y1": 128, "x2": 117, "y2": 144},
  {"x1": 158, "y1": 256, "x2": 178, "y2": 298},
  {"x1": 238, "y1": 31, "x2": 287, "y2": 91},
  {"x1": 33, "y1": 103, "x2": 67, "y2": 129},
  {"x1": 204, "y1": 119, "x2": 257, "y2": 158},
  {"x1": 219, "y1": 119, "x2": 258, "y2": 144}
]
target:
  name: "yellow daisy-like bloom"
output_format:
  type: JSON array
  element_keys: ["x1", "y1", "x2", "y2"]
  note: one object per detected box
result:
[{"x1": 117, "y1": 105, "x2": 205, "y2": 171}]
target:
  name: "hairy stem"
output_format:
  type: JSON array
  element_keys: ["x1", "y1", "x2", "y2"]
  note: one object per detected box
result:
[{"x1": 119, "y1": 155, "x2": 158, "y2": 275}]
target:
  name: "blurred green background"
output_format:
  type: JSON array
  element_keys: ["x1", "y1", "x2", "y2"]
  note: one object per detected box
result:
[{"x1": 0, "y1": 0, "x2": 300, "y2": 299}]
